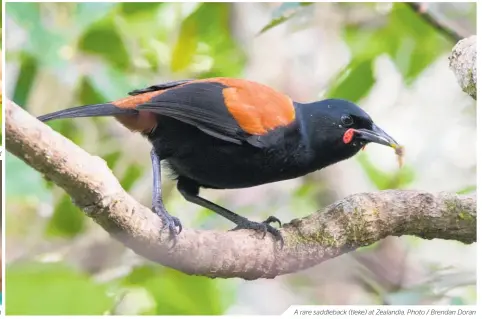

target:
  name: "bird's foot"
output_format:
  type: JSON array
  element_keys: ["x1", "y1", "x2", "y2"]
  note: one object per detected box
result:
[
  {"x1": 152, "y1": 204, "x2": 182, "y2": 237},
  {"x1": 263, "y1": 215, "x2": 282, "y2": 228},
  {"x1": 231, "y1": 217, "x2": 284, "y2": 248}
]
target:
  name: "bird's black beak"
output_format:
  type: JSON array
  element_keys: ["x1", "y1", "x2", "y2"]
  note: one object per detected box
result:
[{"x1": 354, "y1": 124, "x2": 399, "y2": 149}]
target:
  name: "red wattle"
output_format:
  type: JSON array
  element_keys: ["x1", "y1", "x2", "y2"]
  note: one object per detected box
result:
[{"x1": 343, "y1": 128, "x2": 355, "y2": 144}]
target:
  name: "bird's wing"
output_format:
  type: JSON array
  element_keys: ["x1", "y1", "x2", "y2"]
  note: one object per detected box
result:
[
  {"x1": 127, "y1": 79, "x2": 194, "y2": 96},
  {"x1": 135, "y1": 78, "x2": 297, "y2": 147}
]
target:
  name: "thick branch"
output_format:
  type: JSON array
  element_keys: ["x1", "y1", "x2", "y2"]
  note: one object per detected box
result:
[
  {"x1": 449, "y1": 36, "x2": 477, "y2": 100},
  {"x1": 6, "y1": 99, "x2": 476, "y2": 280}
]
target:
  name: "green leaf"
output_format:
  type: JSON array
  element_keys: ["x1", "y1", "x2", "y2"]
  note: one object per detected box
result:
[
  {"x1": 122, "y1": 266, "x2": 226, "y2": 315},
  {"x1": 356, "y1": 242, "x2": 380, "y2": 252},
  {"x1": 456, "y1": 185, "x2": 476, "y2": 194},
  {"x1": 259, "y1": 2, "x2": 314, "y2": 34},
  {"x1": 124, "y1": 266, "x2": 158, "y2": 284},
  {"x1": 78, "y1": 16, "x2": 130, "y2": 71},
  {"x1": 103, "y1": 150, "x2": 123, "y2": 170},
  {"x1": 78, "y1": 76, "x2": 107, "y2": 105},
  {"x1": 357, "y1": 152, "x2": 415, "y2": 190},
  {"x1": 6, "y1": 153, "x2": 51, "y2": 201},
  {"x1": 326, "y1": 59, "x2": 375, "y2": 102},
  {"x1": 45, "y1": 193, "x2": 85, "y2": 238},
  {"x1": 388, "y1": 4, "x2": 450, "y2": 81},
  {"x1": 171, "y1": 3, "x2": 245, "y2": 76},
  {"x1": 343, "y1": 3, "x2": 450, "y2": 84},
  {"x1": 6, "y1": 262, "x2": 113, "y2": 315},
  {"x1": 119, "y1": 2, "x2": 163, "y2": 16},
  {"x1": 170, "y1": 15, "x2": 198, "y2": 72},
  {"x1": 120, "y1": 164, "x2": 144, "y2": 191},
  {"x1": 12, "y1": 54, "x2": 38, "y2": 108}
]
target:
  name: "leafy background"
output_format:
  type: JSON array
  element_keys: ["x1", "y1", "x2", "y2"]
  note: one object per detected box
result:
[
  {"x1": 4, "y1": 2, "x2": 477, "y2": 315},
  {"x1": 1, "y1": 2, "x2": 3, "y2": 145}
]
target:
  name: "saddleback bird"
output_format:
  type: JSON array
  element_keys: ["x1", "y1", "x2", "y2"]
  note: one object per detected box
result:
[{"x1": 38, "y1": 77, "x2": 400, "y2": 246}]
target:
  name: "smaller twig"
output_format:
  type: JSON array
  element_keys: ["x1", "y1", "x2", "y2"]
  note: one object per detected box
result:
[{"x1": 407, "y1": 3, "x2": 465, "y2": 43}]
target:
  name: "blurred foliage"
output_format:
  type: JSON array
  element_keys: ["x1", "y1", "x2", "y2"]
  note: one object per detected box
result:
[
  {"x1": 341, "y1": 3, "x2": 451, "y2": 84},
  {"x1": 7, "y1": 262, "x2": 113, "y2": 315},
  {"x1": 456, "y1": 185, "x2": 476, "y2": 194},
  {"x1": 6, "y1": 2, "x2": 244, "y2": 315},
  {"x1": 357, "y1": 153, "x2": 415, "y2": 190},
  {"x1": 0, "y1": 100, "x2": 2, "y2": 144},
  {"x1": 5, "y1": 1, "x2": 476, "y2": 314},
  {"x1": 119, "y1": 266, "x2": 229, "y2": 315},
  {"x1": 1, "y1": 4, "x2": 2, "y2": 143},
  {"x1": 7, "y1": 262, "x2": 232, "y2": 315},
  {"x1": 260, "y1": 2, "x2": 453, "y2": 94}
]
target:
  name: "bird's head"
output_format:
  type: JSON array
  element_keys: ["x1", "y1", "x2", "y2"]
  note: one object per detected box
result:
[{"x1": 299, "y1": 98, "x2": 400, "y2": 165}]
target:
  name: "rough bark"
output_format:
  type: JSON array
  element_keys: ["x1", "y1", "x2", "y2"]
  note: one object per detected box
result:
[
  {"x1": 5, "y1": 100, "x2": 476, "y2": 279},
  {"x1": 449, "y1": 36, "x2": 477, "y2": 100}
]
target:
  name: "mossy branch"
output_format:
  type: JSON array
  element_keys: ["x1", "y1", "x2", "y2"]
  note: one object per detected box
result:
[
  {"x1": 5, "y1": 99, "x2": 476, "y2": 280},
  {"x1": 449, "y1": 36, "x2": 477, "y2": 100}
]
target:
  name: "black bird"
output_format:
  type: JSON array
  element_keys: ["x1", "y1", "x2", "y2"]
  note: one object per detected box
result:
[{"x1": 38, "y1": 77, "x2": 400, "y2": 246}]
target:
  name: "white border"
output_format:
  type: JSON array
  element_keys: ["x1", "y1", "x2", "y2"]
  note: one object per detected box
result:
[
  {"x1": 2, "y1": 0, "x2": 6, "y2": 313},
  {"x1": 1, "y1": 0, "x2": 481, "y2": 316},
  {"x1": 476, "y1": 0, "x2": 480, "y2": 308}
]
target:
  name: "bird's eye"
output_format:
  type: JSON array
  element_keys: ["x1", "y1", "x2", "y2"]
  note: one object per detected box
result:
[{"x1": 341, "y1": 114, "x2": 354, "y2": 127}]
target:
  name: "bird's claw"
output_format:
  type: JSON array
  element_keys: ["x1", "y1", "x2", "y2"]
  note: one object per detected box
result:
[
  {"x1": 263, "y1": 215, "x2": 282, "y2": 228},
  {"x1": 231, "y1": 218, "x2": 284, "y2": 248},
  {"x1": 152, "y1": 204, "x2": 182, "y2": 237}
]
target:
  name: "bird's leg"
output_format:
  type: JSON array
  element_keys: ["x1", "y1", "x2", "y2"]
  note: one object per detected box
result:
[
  {"x1": 150, "y1": 148, "x2": 182, "y2": 236},
  {"x1": 177, "y1": 177, "x2": 283, "y2": 246}
]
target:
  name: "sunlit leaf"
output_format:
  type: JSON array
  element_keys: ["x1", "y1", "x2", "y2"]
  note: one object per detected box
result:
[
  {"x1": 326, "y1": 59, "x2": 375, "y2": 102},
  {"x1": 6, "y1": 262, "x2": 113, "y2": 315},
  {"x1": 171, "y1": 3, "x2": 245, "y2": 76},
  {"x1": 170, "y1": 15, "x2": 198, "y2": 72}
]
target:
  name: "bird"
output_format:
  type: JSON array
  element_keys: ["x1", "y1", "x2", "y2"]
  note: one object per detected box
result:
[{"x1": 37, "y1": 77, "x2": 400, "y2": 246}]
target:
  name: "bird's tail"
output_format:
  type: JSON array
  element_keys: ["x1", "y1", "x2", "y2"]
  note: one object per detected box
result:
[{"x1": 37, "y1": 103, "x2": 138, "y2": 122}]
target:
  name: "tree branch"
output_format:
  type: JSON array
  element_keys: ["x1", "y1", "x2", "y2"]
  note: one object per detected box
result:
[
  {"x1": 449, "y1": 35, "x2": 477, "y2": 100},
  {"x1": 6, "y1": 99, "x2": 476, "y2": 280},
  {"x1": 406, "y1": 3, "x2": 465, "y2": 43},
  {"x1": 406, "y1": 4, "x2": 476, "y2": 100}
]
